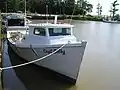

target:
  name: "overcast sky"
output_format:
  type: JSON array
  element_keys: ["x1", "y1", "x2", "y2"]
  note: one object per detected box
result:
[{"x1": 88, "y1": 0, "x2": 120, "y2": 15}]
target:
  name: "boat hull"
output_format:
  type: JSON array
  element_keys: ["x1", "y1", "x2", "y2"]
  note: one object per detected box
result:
[
  {"x1": 8, "y1": 41, "x2": 87, "y2": 83},
  {"x1": 102, "y1": 20, "x2": 120, "y2": 24}
]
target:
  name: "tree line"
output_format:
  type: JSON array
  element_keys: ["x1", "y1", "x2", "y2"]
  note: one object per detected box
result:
[{"x1": 0, "y1": 0, "x2": 93, "y2": 15}]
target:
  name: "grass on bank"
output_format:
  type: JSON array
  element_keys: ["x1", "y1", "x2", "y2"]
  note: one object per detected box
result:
[
  {"x1": 0, "y1": 34, "x2": 6, "y2": 39},
  {"x1": 69, "y1": 15, "x2": 103, "y2": 21}
]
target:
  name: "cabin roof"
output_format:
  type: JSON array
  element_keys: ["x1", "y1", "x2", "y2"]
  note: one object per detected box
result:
[
  {"x1": 5, "y1": 13, "x2": 25, "y2": 19},
  {"x1": 28, "y1": 23, "x2": 74, "y2": 28},
  {"x1": 7, "y1": 26, "x2": 28, "y2": 30}
]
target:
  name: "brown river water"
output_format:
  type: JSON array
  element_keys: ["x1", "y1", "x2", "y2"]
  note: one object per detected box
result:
[{"x1": 2, "y1": 20, "x2": 120, "y2": 90}]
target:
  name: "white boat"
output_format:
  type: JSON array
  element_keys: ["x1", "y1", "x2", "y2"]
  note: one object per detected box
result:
[
  {"x1": 7, "y1": 16, "x2": 87, "y2": 83},
  {"x1": 102, "y1": 19, "x2": 120, "y2": 24},
  {"x1": 3, "y1": 13, "x2": 30, "y2": 35},
  {"x1": 4, "y1": 13, "x2": 32, "y2": 26}
]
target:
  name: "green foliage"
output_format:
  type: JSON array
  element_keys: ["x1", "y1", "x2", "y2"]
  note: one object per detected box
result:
[
  {"x1": 71, "y1": 15, "x2": 102, "y2": 21},
  {"x1": 0, "y1": 34, "x2": 6, "y2": 39},
  {"x1": 7, "y1": 0, "x2": 20, "y2": 12},
  {"x1": 114, "y1": 14, "x2": 120, "y2": 20},
  {"x1": 97, "y1": 3, "x2": 102, "y2": 16},
  {"x1": 0, "y1": 0, "x2": 93, "y2": 16},
  {"x1": 110, "y1": 0, "x2": 119, "y2": 19}
]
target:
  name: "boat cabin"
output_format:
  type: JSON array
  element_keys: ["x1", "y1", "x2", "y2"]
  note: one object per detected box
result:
[
  {"x1": 20, "y1": 23, "x2": 77, "y2": 45},
  {"x1": 5, "y1": 14, "x2": 25, "y2": 26},
  {"x1": 28, "y1": 23, "x2": 74, "y2": 37},
  {"x1": 8, "y1": 16, "x2": 77, "y2": 45}
]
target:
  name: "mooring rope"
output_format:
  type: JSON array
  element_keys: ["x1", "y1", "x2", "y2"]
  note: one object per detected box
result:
[{"x1": 0, "y1": 43, "x2": 67, "y2": 71}]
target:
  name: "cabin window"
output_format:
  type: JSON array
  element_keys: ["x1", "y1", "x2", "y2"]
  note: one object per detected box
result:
[
  {"x1": 34, "y1": 28, "x2": 46, "y2": 36},
  {"x1": 49, "y1": 28, "x2": 71, "y2": 36},
  {"x1": 7, "y1": 19, "x2": 24, "y2": 26}
]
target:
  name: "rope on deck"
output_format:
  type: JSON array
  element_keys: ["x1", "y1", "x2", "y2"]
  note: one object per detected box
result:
[{"x1": 0, "y1": 43, "x2": 67, "y2": 71}]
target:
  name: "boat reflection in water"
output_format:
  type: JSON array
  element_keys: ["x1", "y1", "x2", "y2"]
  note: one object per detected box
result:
[{"x1": 2, "y1": 41, "x2": 75, "y2": 90}]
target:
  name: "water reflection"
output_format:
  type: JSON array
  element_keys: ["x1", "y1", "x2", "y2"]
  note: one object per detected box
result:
[
  {"x1": 73, "y1": 21, "x2": 120, "y2": 90},
  {"x1": 2, "y1": 41, "x2": 26, "y2": 90}
]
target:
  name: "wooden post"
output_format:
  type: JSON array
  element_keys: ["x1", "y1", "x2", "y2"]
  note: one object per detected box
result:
[
  {"x1": 0, "y1": 9, "x2": 3, "y2": 90},
  {"x1": 0, "y1": 10, "x2": 1, "y2": 54}
]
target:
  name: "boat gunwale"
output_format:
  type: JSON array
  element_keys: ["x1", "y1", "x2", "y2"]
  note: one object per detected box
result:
[{"x1": 8, "y1": 39, "x2": 87, "y2": 48}]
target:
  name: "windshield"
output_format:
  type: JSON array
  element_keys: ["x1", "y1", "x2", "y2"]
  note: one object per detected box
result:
[
  {"x1": 49, "y1": 28, "x2": 71, "y2": 36},
  {"x1": 34, "y1": 28, "x2": 46, "y2": 36},
  {"x1": 7, "y1": 19, "x2": 24, "y2": 26}
]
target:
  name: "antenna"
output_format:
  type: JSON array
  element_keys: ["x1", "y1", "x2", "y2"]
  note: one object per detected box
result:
[
  {"x1": 46, "y1": 5, "x2": 48, "y2": 23},
  {"x1": 54, "y1": 15, "x2": 58, "y2": 24},
  {"x1": 25, "y1": 0, "x2": 26, "y2": 26}
]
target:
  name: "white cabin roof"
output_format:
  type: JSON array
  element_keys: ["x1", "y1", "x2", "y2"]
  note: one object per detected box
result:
[
  {"x1": 7, "y1": 26, "x2": 28, "y2": 30},
  {"x1": 6, "y1": 13, "x2": 25, "y2": 19},
  {"x1": 28, "y1": 23, "x2": 74, "y2": 28}
]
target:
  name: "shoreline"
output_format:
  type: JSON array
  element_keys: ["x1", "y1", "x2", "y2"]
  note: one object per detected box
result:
[
  {"x1": 28, "y1": 15, "x2": 103, "y2": 21},
  {"x1": 1, "y1": 13, "x2": 103, "y2": 21}
]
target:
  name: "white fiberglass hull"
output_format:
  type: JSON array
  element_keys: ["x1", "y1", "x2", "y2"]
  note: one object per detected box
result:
[
  {"x1": 8, "y1": 41, "x2": 87, "y2": 83},
  {"x1": 102, "y1": 20, "x2": 120, "y2": 24}
]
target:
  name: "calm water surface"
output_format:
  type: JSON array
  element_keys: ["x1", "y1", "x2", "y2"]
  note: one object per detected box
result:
[{"x1": 2, "y1": 20, "x2": 120, "y2": 90}]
